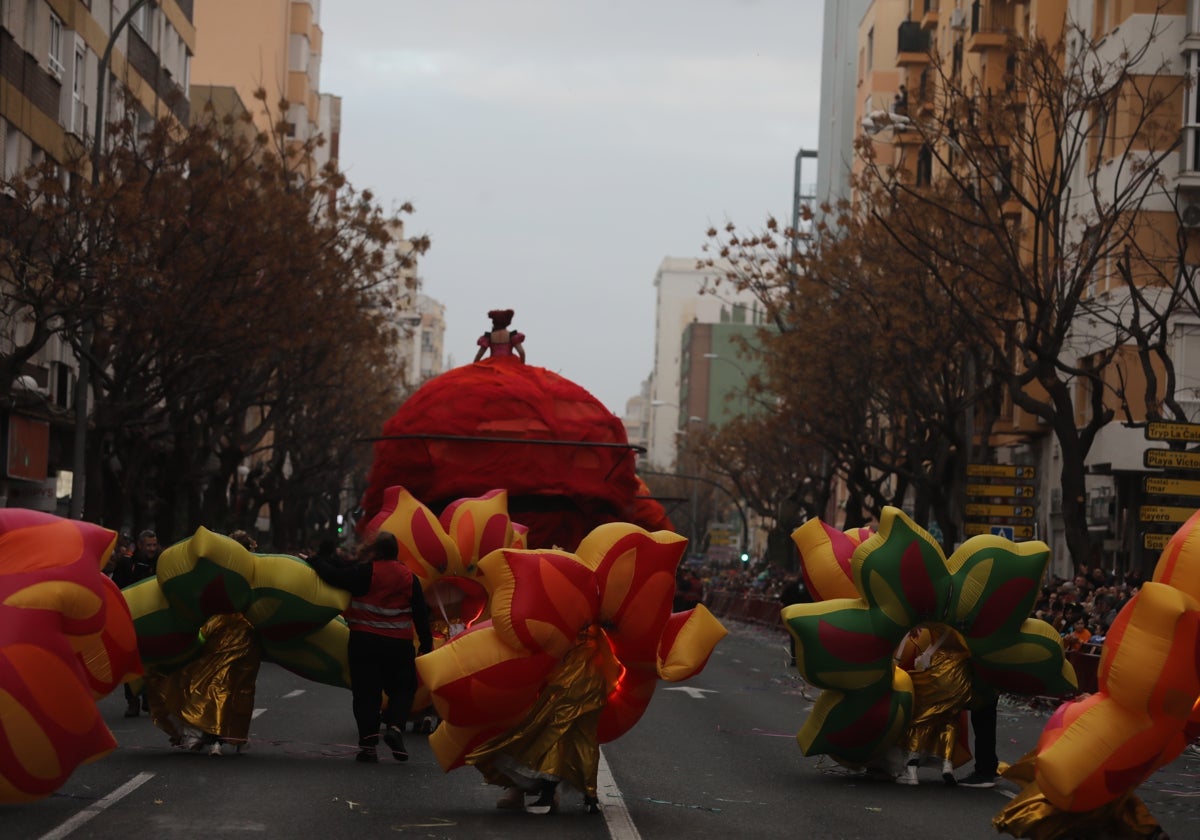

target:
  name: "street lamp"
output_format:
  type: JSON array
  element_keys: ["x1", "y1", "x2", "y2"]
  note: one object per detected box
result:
[{"x1": 70, "y1": 0, "x2": 155, "y2": 518}]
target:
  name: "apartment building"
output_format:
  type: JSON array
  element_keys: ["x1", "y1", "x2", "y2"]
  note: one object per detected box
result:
[
  {"x1": 190, "y1": 0, "x2": 335, "y2": 166},
  {"x1": 646, "y1": 257, "x2": 765, "y2": 469},
  {"x1": 843, "y1": 0, "x2": 1200, "y2": 573},
  {"x1": 1, "y1": 0, "x2": 194, "y2": 511}
]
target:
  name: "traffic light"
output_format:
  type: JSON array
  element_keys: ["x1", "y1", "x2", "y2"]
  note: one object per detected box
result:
[
  {"x1": 336, "y1": 513, "x2": 345, "y2": 536},
  {"x1": 740, "y1": 552, "x2": 749, "y2": 564}
]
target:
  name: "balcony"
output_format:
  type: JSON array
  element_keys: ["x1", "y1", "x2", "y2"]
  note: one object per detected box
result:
[
  {"x1": 897, "y1": 21, "x2": 932, "y2": 67},
  {"x1": 920, "y1": 0, "x2": 938, "y2": 31},
  {"x1": 968, "y1": 1, "x2": 1017, "y2": 53}
]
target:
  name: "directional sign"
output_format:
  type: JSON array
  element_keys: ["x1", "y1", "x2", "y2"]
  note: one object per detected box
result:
[
  {"x1": 1144, "y1": 448, "x2": 1200, "y2": 471},
  {"x1": 966, "y1": 483, "x2": 1036, "y2": 498},
  {"x1": 965, "y1": 503, "x2": 1036, "y2": 519},
  {"x1": 1143, "y1": 532, "x2": 1172, "y2": 551},
  {"x1": 967, "y1": 464, "x2": 1036, "y2": 479},
  {"x1": 1138, "y1": 505, "x2": 1198, "y2": 524},
  {"x1": 1145, "y1": 421, "x2": 1200, "y2": 443},
  {"x1": 964, "y1": 523, "x2": 1034, "y2": 538},
  {"x1": 1144, "y1": 476, "x2": 1200, "y2": 498}
]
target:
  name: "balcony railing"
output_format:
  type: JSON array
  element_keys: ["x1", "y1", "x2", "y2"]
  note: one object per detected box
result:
[
  {"x1": 972, "y1": 1, "x2": 1016, "y2": 36},
  {"x1": 898, "y1": 20, "x2": 933, "y2": 54}
]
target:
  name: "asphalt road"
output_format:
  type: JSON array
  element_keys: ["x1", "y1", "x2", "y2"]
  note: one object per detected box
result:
[{"x1": 5, "y1": 621, "x2": 1200, "y2": 839}]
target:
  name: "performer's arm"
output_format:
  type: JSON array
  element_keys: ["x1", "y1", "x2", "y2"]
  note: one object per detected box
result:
[{"x1": 309, "y1": 555, "x2": 371, "y2": 597}]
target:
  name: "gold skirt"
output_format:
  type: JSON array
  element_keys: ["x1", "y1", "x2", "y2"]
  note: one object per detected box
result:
[
  {"x1": 146, "y1": 613, "x2": 261, "y2": 745},
  {"x1": 993, "y1": 752, "x2": 1164, "y2": 840},
  {"x1": 901, "y1": 650, "x2": 972, "y2": 761},
  {"x1": 465, "y1": 630, "x2": 610, "y2": 797}
]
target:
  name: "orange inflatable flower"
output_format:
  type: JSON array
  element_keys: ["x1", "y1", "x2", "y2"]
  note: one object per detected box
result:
[
  {"x1": 417, "y1": 523, "x2": 727, "y2": 771},
  {"x1": 1020, "y1": 508, "x2": 1200, "y2": 813},
  {"x1": 1, "y1": 509, "x2": 141, "y2": 803}
]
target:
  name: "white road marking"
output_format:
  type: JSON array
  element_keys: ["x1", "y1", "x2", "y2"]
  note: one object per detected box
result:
[
  {"x1": 597, "y1": 748, "x2": 641, "y2": 840},
  {"x1": 281, "y1": 689, "x2": 305, "y2": 699},
  {"x1": 663, "y1": 686, "x2": 716, "y2": 699},
  {"x1": 251, "y1": 707, "x2": 267, "y2": 718},
  {"x1": 39, "y1": 772, "x2": 154, "y2": 840}
]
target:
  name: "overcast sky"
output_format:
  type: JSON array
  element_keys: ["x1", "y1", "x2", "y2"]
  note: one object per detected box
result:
[{"x1": 318, "y1": 0, "x2": 826, "y2": 414}]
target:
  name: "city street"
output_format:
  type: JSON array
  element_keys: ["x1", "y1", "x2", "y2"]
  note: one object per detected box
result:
[{"x1": 5, "y1": 621, "x2": 1199, "y2": 840}]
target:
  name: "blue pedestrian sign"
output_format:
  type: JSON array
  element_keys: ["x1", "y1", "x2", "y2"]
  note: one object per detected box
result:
[{"x1": 990, "y1": 525, "x2": 1015, "y2": 539}]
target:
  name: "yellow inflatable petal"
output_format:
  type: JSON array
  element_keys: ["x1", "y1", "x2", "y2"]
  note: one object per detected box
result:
[{"x1": 657, "y1": 604, "x2": 728, "y2": 682}]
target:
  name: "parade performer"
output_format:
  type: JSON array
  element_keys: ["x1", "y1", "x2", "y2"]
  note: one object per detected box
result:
[
  {"x1": 145, "y1": 612, "x2": 261, "y2": 755},
  {"x1": 893, "y1": 625, "x2": 973, "y2": 785},
  {"x1": 143, "y1": 531, "x2": 262, "y2": 755},
  {"x1": 783, "y1": 508, "x2": 1076, "y2": 775},
  {"x1": 474, "y1": 308, "x2": 525, "y2": 362},
  {"x1": 417, "y1": 523, "x2": 727, "y2": 815},
  {"x1": 310, "y1": 530, "x2": 434, "y2": 762},
  {"x1": 468, "y1": 625, "x2": 611, "y2": 814}
]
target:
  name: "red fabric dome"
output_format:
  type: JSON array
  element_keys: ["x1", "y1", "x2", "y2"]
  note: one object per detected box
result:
[{"x1": 360, "y1": 358, "x2": 671, "y2": 550}]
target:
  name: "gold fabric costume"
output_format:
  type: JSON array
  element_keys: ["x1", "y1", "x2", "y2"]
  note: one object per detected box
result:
[
  {"x1": 993, "y1": 752, "x2": 1164, "y2": 840},
  {"x1": 899, "y1": 629, "x2": 973, "y2": 763},
  {"x1": 145, "y1": 614, "x2": 261, "y2": 745},
  {"x1": 464, "y1": 627, "x2": 611, "y2": 798}
]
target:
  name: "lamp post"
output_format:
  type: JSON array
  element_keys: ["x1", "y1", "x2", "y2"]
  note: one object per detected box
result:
[{"x1": 70, "y1": 0, "x2": 154, "y2": 518}]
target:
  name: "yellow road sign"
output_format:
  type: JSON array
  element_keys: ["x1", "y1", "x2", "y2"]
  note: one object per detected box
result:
[
  {"x1": 1144, "y1": 448, "x2": 1200, "y2": 471},
  {"x1": 1142, "y1": 532, "x2": 1172, "y2": 551},
  {"x1": 967, "y1": 464, "x2": 1036, "y2": 479},
  {"x1": 1145, "y1": 421, "x2": 1200, "y2": 443},
  {"x1": 965, "y1": 503, "x2": 1036, "y2": 519},
  {"x1": 966, "y1": 484, "x2": 1036, "y2": 499},
  {"x1": 1144, "y1": 476, "x2": 1200, "y2": 497},
  {"x1": 1138, "y1": 505, "x2": 1198, "y2": 524}
]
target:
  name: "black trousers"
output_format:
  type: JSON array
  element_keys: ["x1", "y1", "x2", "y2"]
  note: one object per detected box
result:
[
  {"x1": 347, "y1": 631, "x2": 417, "y2": 743},
  {"x1": 970, "y1": 696, "x2": 999, "y2": 775}
]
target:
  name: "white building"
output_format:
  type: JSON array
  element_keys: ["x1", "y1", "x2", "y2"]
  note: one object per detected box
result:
[
  {"x1": 814, "y1": 0, "x2": 872, "y2": 220},
  {"x1": 646, "y1": 257, "x2": 763, "y2": 469}
]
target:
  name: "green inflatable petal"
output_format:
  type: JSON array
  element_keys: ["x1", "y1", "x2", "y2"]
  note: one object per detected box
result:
[
  {"x1": 950, "y1": 538, "x2": 1051, "y2": 639},
  {"x1": 854, "y1": 510, "x2": 953, "y2": 625},
  {"x1": 797, "y1": 668, "x2": 914, "y2": 765},
  {"x1": 784, "y1": 599, "x2": 905, "y2": 691},
  {"x1": 970, "y1": 618, "x2": 1078, "y2": 696}
]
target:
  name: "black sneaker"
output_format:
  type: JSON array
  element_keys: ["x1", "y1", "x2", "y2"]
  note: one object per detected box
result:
[
  {"x1": 384, "y1": 725, "x2": 408, "y2": 761},
  {"x1": 958, "y1": 770, "x2": 997, "y2": 788},
  {"x1": 355, "y1": 747, "x2": 378, "y2": 763}
]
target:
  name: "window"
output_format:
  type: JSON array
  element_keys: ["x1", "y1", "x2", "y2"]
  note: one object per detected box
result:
[
  {"x1": 71, "y1": 44, "x2": 87, "y2": 136},
  {"x1": 48, "y1": 13, "x2": 64, "y2": 78},
  {"x1": 866, "y1": 27, "x2": 874, "y2": 72}
]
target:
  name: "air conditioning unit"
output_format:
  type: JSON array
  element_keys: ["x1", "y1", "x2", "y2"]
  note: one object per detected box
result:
[
  {"x1": 1183, "y1": 203, "x2": 1200, "y2": 228},
  {"x1": 949, "y1": 8, "x2": 967, "y2": 30}
]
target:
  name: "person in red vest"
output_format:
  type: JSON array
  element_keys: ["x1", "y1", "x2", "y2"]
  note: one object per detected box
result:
[{"x1": 310, "y1": 531, "x2": 433, "y2": 763}]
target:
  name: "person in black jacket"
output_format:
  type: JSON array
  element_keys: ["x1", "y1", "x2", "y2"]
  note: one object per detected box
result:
[
  {"x1": 113, "y1": 529, "x2": 161, "y2": 717},
  {"x1": 309, "y1": 531, "x2": 433, "y2": 763}
]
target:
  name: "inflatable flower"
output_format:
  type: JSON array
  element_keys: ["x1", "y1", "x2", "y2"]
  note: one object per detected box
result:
[
  {"x1": 1, "y1": 509, "x2": 141, "y2": 803},
  {"x1": 364, "y1": 487, "x2": 528, "y2": 633},
  {"x1": 417, "y1": 522, "x2": 728, "y2": 771},
  {"x1": 1001, "y1": 508, "x2": 1200, "y2": 818},
  {"x1": 124, "y1": 527, "x2": 352, "y2": 687},
  {"x1": 784, "y1": 507, "x2": 1077, "y2": 765}
]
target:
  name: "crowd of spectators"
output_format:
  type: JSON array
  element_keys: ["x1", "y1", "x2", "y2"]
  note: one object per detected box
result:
[{"x1": 1034, "y1": 564, "x2": 1144, "y2": 656}]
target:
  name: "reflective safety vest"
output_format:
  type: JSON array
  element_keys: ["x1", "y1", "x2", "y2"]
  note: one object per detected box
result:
[{"x1": 343, "y1": 560, "x2": 416, "y2": 639}]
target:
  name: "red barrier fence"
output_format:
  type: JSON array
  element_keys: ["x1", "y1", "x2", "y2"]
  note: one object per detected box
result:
[{"x1": 705, "y1": 592, "x2": 785, "y2": 629}]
